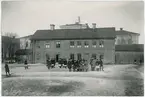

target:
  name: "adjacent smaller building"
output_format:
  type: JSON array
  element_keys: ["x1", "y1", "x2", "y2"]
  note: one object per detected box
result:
[
  {"x1": 15, "y1": 35, "x2": 32, "y2": 63},
  {"x1": 115, "y1": 28, "x2": 140, "y2": 45},
  {"x1": 115, "y1": 44, "x2": 144, "y2": 64}
]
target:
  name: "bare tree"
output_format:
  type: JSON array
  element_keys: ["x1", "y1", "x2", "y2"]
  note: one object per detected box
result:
[
  {"x1": 4, "y1": 32, "x2": 18, "y2": 38},
  {"x1": 2, "y1": 32, "x2": 19, "y2": 62}
]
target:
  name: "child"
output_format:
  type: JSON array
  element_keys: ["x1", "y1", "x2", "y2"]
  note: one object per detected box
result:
[{"x1": 5, "y1": 62, "x2": 10, "y2": 76}]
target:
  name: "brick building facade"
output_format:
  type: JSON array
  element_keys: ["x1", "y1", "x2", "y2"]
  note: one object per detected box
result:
[{"x1": 31, "y1": 27, "x2": 116, "y2": 64}]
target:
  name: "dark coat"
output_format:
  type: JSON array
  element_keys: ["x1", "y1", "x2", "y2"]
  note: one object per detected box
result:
[
  {"x1": 67, "y1": 60, "x2": 72, "y2": 68},
  {"x1": 5, "y1": 64, "x2": 9, "y2": 72}
]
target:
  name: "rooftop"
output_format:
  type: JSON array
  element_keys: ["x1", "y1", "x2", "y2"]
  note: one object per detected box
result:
[
  {"x1": 31, "y1": 28, "x2": 116, "y2": 40},
  {"x1": 116, "y1": 29, "x2": 140, "y2": 35},
  {"x1": 115, "y1": 44, "x2": 144, "y2": 52}
]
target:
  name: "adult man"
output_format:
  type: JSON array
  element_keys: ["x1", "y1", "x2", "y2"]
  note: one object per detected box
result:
[
  {"x1": 68, "y1": 59, "x2": 72, "y2": 72},
  {"x1": 91, "y1": 58, "x2": 97, "y2": 71},
  {"x1": 99, "y1": 59, "x2": 104, "y2": 71},
  {"x1": 95, "y1": 59, "x2": 100, "y2": 71},
  {"x1": 46, "y1": 59, "x2": 51, "y2": 69}
]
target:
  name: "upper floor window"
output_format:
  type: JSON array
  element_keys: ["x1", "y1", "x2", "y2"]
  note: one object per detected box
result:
[
  {"x1": 45, "y1": 43, "x2": 50, "y2": 48},
  {"x1": 45, "y1": 41, "x2": 50, "y2": 48},
  {"x1": 70, "y1": 41, "x2": 75, "y2": 48},
  {"x1": 84, "y1": 41, "x2": 89, "y2": 48},
  {"x1": 56, "y1": 41, "x2": 61, "y2": 48},
  {"x1": 99, "y1": 40, "x2": 104, "y2": 48},
  {"x1": 92, "y1": 40, "x2": 97, "y2": 48},
  {"x1": 77, "y1": 41, "x2": 81, "y2": 48},
  {"x1": 36, "y1": 41, "x2": 40, "y2": 48}
]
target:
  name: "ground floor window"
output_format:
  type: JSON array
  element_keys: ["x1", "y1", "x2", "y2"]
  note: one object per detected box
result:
[
  {"x1": 100, "y1": 54, "x2": 104, "y2": 59},
  {"x1": 70, "y1": 54, "x2": 75, "y2": 60},
  {"x1": 92, "y1": 54, "x2": 96, "y2": 59},
  {"x1": 77, "y1": 53, "x2": 82, "y2": 60}
]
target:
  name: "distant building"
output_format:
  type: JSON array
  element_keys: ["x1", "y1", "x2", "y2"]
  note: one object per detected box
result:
[
  {"x1": 19, "y1": 35, "x2": 32, "y2": 49},
  {"x1": 31, "y1": 25, "x2": 116, "y2": 64},
  {"x1": 115, "y1": 44, "x2": 144, "y2": 64},
  {"x1": 60, "y1": 17, "x2": 90, "y2": 29},
  {"x1": 115, "y1": 28, "x2": 140, "y2": 45},
  {"x1": 15, "y1": 35, "x2": 32, "y2": 63}
]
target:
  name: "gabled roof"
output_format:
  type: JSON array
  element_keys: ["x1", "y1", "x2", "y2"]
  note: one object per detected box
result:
[
  {"x1": 115, "y1": 44, "x2": 144, "y2": 52},
  {"x1": 116, "y1": 30, "x2": 140, "y2": 35},
  {"x1": 31, "y1": 28, "x2": 116, "y2": 40}
]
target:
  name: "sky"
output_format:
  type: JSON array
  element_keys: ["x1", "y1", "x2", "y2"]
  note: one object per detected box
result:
[{"x1": 1, "y1": 0, "x2": 144, "y2": 43}]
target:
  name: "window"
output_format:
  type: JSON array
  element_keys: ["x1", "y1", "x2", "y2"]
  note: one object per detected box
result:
[
  {"x1": 92, "y1": 40, "x2": 97, "y2": 48},
  {"x1": 36, "y1": 53, "x2": 40, "y2": 60},
  {"x1": 70, "y1": 41, "x2": 75, "y2": 48},
  {"x1": 77, "y1": 41, "x2": 81, "y2": 48},
  {"x1": 70, "y1": 54, "x2": 75, "y2": 60},
  {"x1": 99, "y1": 40, "x2": 104, "y2": 48},
  {"x1": 45, "y1": 44, "x2": 50, "y2": 48},
  {"x1": 92, "y1": 54, "x2": 96, "y2": 59},
  {"x1": 56, "y1": 41, "x2": 61, "y2": 48},
  {"x1": 77, "y1": 53, "x2": 82, "y2": 60},
  {"x1": 36, "y1": 41, "x2": 40, "y2": 48},
  {"x1": 100, "y1": 54, "x2": 104, "y2": 59},
  {"x1": 84, "y1": 41, "x2": 89, "y2": 48}
]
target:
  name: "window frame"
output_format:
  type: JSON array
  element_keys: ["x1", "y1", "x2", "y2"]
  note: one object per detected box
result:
[
  {"x1": 56, "y1": 41, "x2": 61, "y2": 48},
  {"x1": 84, "y1": 41, "x2": 89, "y2": 48},
  {"x1": 70, "y1": 41, "x2": 75, "y2": 48},
  {"x1": 77, "y1": 41, "x2": 82, "y2": 48},
  {"x1": 99, "y1": 40, "x2": 104, "y2": 48}
]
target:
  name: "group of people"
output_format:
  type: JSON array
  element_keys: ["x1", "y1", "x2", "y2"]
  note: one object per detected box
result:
[
  {"x1": 46, "y1": 57, "x2": 104, "y2": 72},
  {"x1": 90, "y1": 57, "x2": 104, "y2": 71}
]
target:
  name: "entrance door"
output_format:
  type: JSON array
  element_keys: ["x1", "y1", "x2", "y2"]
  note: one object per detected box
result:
[
  {"x1": 84, "y1": 53, "x2": 89, "y2": 61},
  {"x1": 77, "y1": 53, "x2": 82, "y2": 60},
  {"x1": 56, "y1": 54, "x2": 60, "y2": 62}
]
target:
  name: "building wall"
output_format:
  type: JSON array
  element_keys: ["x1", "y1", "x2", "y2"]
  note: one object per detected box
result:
[
  {"x1": 20, "y1": 37, "x2": 31, "y2": 49},
  {"x1": 115, "y1": 34, "x2": 139, "y2": 45},
  {"x1": 32, "y1": 39, "x2": 115, "y2": 64},
  {"x1": 60, "y1": 24, "x2": 88, "y2": 29},
  {"x1": 115, "y1": 51, "x2": 144, "y2": 64}
]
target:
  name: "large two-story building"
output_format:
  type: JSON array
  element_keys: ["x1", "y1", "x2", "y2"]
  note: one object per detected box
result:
[{"x1": 31, "y1": 25, "x2": 116, "y2": 64}]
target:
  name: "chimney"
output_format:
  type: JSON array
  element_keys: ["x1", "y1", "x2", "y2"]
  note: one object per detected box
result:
[
  {"x1": 50, "y1": 24, "x2": 55, "y2": 30},
  {"x1": 92, "y1": 23, "x2": 96, "y2": 29},
  {"x1": 120, "y1": 28, "x2": 123, "y2": 31}
]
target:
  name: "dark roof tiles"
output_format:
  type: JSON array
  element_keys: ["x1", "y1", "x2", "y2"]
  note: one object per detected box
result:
[
  {"x1": 31, "y1": 28, "x2": 116, "y2": 40},
  {"x1": 115, "y1": 44, "x2": 144, "y2": 52}
]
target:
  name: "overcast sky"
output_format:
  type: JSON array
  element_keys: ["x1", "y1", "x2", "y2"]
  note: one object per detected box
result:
[{"x1": 1, "y1": 0, "x2": 144, "y2": 43}]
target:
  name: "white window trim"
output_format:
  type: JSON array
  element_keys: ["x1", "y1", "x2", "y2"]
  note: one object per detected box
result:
[
  {"x1": 77, "y1": 45, "x2": 81, "y2": 48},
  {"x1": 84, "y1": 45, "x2": 89, "y2": 48},
  {"x1": 70, "y1": 45, "x2": 75, "y2": 48},
  {"x1": 92, "y1": 45, "x2": 97, "y2": 48}
]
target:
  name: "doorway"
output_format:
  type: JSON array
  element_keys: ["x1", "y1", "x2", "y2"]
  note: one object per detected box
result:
[{"x1": 56, "y1": 54, "x2": 60, "y2": 62}]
